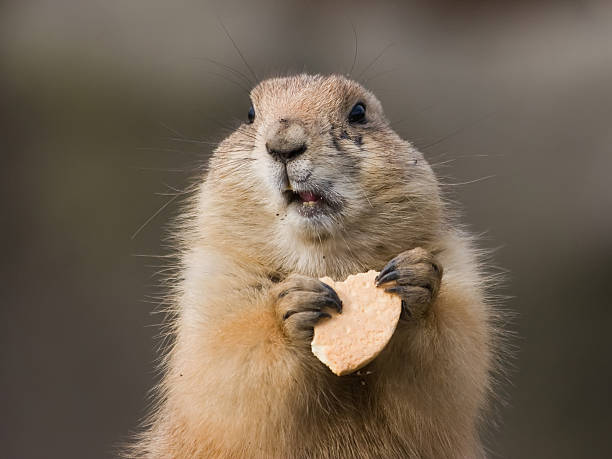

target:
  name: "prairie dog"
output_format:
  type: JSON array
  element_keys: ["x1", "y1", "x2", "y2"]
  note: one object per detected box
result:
[{"x1": 131, "y1": 74, "x2": 498, "y2": 458}]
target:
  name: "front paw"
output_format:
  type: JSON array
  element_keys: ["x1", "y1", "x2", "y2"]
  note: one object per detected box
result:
[
  {"x1": 375, "y1": 247, "x2": 443, "y2": 319},
  {"x1": 272, "y1": 274, "x2": 342, "y2": 342}
]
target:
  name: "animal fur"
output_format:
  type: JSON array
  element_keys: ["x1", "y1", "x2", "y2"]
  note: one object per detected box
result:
[{"x1": 129, "y1": 74, "x2": 502, "y2": 458}]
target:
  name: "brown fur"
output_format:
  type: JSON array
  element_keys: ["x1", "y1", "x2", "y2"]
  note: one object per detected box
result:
[{"x1": 129, "y1": 74, "x2": 500, "y2": 458}]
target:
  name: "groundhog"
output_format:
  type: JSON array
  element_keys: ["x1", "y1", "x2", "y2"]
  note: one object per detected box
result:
[{"x1": 129, "y1": 74, "x2": 500, "y2": 458}]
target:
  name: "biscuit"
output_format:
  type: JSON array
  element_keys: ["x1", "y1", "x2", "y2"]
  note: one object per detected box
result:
[{"x1": 312, "y1": 270, "x2": 402, "y2": 376}]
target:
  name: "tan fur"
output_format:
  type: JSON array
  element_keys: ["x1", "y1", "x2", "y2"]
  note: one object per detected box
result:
[{"x1": 129, "y1": 74, "x2": 500, "y2": 458}]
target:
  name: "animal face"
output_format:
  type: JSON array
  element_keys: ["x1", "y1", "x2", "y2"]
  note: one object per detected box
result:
[{"x1": 212, "y1": 74, "x2": 440, "y2": 249}]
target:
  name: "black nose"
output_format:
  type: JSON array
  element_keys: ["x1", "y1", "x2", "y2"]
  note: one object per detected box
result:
[{"x1": 266, "y1": 142, "x2": 307, "y2": 163}]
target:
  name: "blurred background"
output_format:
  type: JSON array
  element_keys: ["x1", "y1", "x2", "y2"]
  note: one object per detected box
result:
[{"x1": 1, "y1": 0, "x2": 611, "y2": 457}]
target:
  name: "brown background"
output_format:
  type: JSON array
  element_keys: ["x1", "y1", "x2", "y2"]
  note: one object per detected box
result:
[{"x1": 1, "y1": 0, "x2": 611, "y2": 457}]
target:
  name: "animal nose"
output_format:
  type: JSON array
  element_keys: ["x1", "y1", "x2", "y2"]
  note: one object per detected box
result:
[
  {"x1": 266, "y1": 142, "x2": 307, "y2": 162},
  {"x1": 265, "y1": 119, "x2": 308, "y2": 163}
]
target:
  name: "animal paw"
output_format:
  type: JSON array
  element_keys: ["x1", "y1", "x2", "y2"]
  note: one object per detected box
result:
[
  {"x1": 273, "y1": 274, "x2": 342, "y2": 342},
  {"x1": 375, "y1": 247, "x2": 443, "y2": 319}
]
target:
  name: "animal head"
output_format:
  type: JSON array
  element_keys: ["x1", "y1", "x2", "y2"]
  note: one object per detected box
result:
[{"x1": 203, "y1": 74, "x2": 442, "y2": 270}]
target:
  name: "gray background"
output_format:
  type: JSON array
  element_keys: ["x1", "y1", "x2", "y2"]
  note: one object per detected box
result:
[{"x1": 2, "y1": 0, "x2": 611, "y2": 457}]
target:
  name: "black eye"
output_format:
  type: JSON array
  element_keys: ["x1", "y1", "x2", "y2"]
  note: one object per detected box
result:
[
  {"x1": 348, "y1": 103, "x2": 366, "y2": 124},
  {"x1": 247, "y1": 106, "x2": 255, "y2": 124}
]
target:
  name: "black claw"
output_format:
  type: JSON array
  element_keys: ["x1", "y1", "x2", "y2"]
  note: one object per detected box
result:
[
  {"x1": 308, "y1": 294, "x2": 342, "y2": 314},
  {"x1": 385, "y1": 286, "x2": 402, "y2": 295},
  {"x1": 321, "y1": 281, "x2": 339, "y2": 300},
  {"x1": 376, "y1": 270, "x2": 399, "y2": 286},
  {"x1": 318, "y1": 312, "x2": 332, "y2": 320},
  {"x1": 324, "y1": 294, "x2": 343, "y2": 313},
  {"x1": 321, "y1": 282, "x2": 343, "y2": 313},
  {"x1": 376, "y1": 260, "x2": 397, "y2": 283}
]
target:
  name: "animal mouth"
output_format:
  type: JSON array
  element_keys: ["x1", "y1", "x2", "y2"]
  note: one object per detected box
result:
[
  {"x1": 295, "y1": 190, "x2": 322, "y2": 205},
  {"x1": 283, "y1": 187, "x2": 337, "y2": 217}
]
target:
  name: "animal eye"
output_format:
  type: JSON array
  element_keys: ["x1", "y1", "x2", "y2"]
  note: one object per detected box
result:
[
  {"x1": 348, "y1": 103, "x2": 366, "y2": 124},
  {"x1": 247, "y1": 106, "x2": 255, "y2": 124}
]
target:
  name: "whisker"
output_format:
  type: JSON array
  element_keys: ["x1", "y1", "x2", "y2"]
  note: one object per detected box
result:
[
  {"x1": 391, "y1": 103, "x2": 438, "y2": 129},
  {"x1": 131, "y1": 194, "x2": 181, "y2": 240},
  {"x1": 440, "y1": 175, "x2": 496, "y2": 186},
  {"x1": 199, "y1": 57, "x2": 254, "y2": 88},
  {"x1": 161, "y1": 182, "x2": 190, "y2": 194},
  {"x1": 419, "y1": 112, "x2": 496, "y2": 151},
  {"x1": 429, "y1": 154, "x2": 500, "y2": 168},
  {"x1": 158, "y1": 122, "x2": 187, "y2": 139},
  {"x1": 210, "y1": 71, "x2": 251, "y2": 95},
  {"x1": 357, "y1": 42, "x2": 394, "y2": 81},
  {"x1": 132, "y1": 166, "x2": 186, "y2": 173},
  {"x1": 154, "y1": 192, "x2": 185, "y2": 197},
  {"x1": 348, "y1": 21, "x2": 358, "y2": 77},
  {"x1": 362, "y1": 67, "x2": 399, "y2": 85},
  {"x1": 136, "y1": 146, "x2": 200, "y2": 158},
  {"x1": 216, "y1": 13, "x2": 258, "y2": 82},
  {"x1": 165, "y1": 137, "x2": 210, "y2": 145}
]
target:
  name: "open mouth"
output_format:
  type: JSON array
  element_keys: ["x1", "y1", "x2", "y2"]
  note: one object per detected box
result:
[{"x1": 283, "y1": 189, "x2": 334, "y2": 217}]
